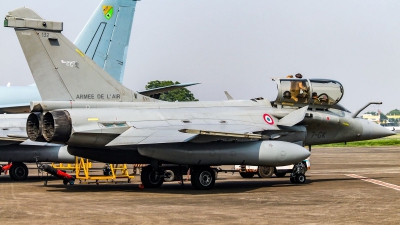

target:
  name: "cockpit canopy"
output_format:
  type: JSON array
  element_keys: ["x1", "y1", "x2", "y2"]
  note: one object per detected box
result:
[{"x1": 274, "y1": 78, "x2": 344, "y2": 109}]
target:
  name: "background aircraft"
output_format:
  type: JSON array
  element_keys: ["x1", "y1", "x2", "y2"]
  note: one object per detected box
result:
[{"x1": 5, "y1": 7, "x2": 394, "y2": 190}]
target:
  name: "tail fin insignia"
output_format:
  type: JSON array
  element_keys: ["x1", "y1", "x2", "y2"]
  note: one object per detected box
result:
[{"x1": 102, "y1": 6, "x2": 114, "y2": 20}]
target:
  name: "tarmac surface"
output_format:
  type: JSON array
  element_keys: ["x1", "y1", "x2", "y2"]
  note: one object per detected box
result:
[{"x1": 0, "y1": 147, "x2": 399, "y2": 224}]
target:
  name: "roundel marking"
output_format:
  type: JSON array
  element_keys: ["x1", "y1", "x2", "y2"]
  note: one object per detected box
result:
[{"x1": 263, "y1": 113, "x2": 274, "y2": 125}]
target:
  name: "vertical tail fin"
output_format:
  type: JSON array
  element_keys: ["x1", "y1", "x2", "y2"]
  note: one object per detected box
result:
[
  {"x1": 5, "y1": 7, "x2": 153, "y2": 103},
  {"x1": 74, "y1": 0, "x2": 138, "y2": 83}
]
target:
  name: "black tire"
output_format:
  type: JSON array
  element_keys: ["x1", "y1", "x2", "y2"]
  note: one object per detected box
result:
[
  {"x1": 163, "y1": 170, "x2": 175, "y2": 182},
  {"x1": 63, "y1": 179, "x2": 68, "y2": 185},
  {"x1": 239, "y1": 172, "x2": 255, "y2": 178},
  {"x1": 191, "y1": 167, "x2": 216, "y2": 190},
  {"x1": 290, "y1": 176, "x2": 296, "y2": 183},
  {"x1": 295, "y1": 174, "x2": 306, "y2": 184},
  {"x1": 9, "y1": 162, "x2": 29, "y2": 181},
  {"x1": 258, "y1": 166, "x2": 274, "y2": 178},
  {"x1": 275, "y1": 172, "x2": 287, "y2": 178},
  {"x1": 141, "y1": 165, "x2": 164, "y2": 188}
]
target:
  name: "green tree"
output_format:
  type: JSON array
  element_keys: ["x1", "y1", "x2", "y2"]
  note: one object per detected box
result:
[
  {"x1": 145, "y1": 80, "x2": 198, "y2": 102},
  {"x1": 380, "y1": 113, "x2": 388, "y2": 121},
  {"x1": 387, "y1": 109, "x2": 400, "y2": 115},
  {"x1": 365, "y1": 111, "x2": 377, "y2": 116}
]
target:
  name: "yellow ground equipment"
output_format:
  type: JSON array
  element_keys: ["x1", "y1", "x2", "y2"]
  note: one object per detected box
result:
[
  {"x1": 43, "y1": 157, "x2": 134, "y2": 185},
  {"x1": 74, "y1": 157, "x2": 134, "y2": 184}
]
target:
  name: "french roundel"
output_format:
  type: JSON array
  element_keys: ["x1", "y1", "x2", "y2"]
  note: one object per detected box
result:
[{"x1": 263, "y1": 113, "x2": 274, "y2": 125}]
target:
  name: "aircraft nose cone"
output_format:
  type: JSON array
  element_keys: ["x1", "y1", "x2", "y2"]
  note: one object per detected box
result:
[{"x1": 360, "y1": 119, "x2": 395, "y2": 140}]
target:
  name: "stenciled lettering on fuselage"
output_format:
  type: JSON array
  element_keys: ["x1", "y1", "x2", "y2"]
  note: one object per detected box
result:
[
  {"x1": 75, "y1": 94, "x2": 121, "y2": 100},
  {"x1": 310, "y1": 131, "x2": 327, "y2": 139},
  {"x1": 61, "y1": 60, "x2": 79, "y2": 68}
]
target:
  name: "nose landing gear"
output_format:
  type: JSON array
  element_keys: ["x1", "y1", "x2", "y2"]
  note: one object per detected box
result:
[{"x1": 290, "y1": 162, "x2": 306, "y2": 184}]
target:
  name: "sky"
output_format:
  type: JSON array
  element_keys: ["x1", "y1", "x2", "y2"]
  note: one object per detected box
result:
[{"x1": 0, "y1": 0, "x2": 399, "y2": 113}]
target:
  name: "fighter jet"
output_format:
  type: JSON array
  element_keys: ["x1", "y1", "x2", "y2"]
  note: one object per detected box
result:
[{"x1": 4, "y1": 8, "x2": 393, "y2": 190}]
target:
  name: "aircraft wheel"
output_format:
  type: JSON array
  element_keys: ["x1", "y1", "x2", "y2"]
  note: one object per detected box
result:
[
  {"x1": 191, "y1": 167, "x2": 215, "y2": 190},
  {"x1": 141, "y1": 165, "x2": 164, "y2": 188},
  {"x1": 63, "y1": 179, "x2": 68, "y2": 185},
  {"x1": 9, "y1": 162, "x2": 29, "y2": 181},
  {"x1": 239, "y1": 172, "x2": 255, "y2": 178},
  {"x1": 163, "y1": 170, "x2": 175, "y2": 182},
  {"x1": 295, "y1": 173, "x2": 306, "y2": 184},
  {"x1": 257, "y1": 166, "x2": 274, "y2": 178}
]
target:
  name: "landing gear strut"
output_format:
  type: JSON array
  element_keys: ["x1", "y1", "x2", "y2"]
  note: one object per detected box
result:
[
  {"x1": 191, "y1": 166, "x2": 216, "y2": 190},
  {"x1": 290, "y1": 162, "x2": 306, "y2": 184},
  {"x1": 140, "y1": 165, "x2": 164, "y2": 188}
]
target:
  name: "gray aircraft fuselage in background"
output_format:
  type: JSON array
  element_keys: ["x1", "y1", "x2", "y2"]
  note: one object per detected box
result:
[{"x1": 4, "y1": 7, "x2": 394, "y2": 190}]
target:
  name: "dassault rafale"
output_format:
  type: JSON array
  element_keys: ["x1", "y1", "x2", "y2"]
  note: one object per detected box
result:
[{"x1": 4, "y1": 7, "x2": 394, "y2": 189}]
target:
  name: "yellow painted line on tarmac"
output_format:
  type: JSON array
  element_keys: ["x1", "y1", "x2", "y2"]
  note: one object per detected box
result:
[{"x1": 345, "y1": 174, "x2": 400, "y2": 191}]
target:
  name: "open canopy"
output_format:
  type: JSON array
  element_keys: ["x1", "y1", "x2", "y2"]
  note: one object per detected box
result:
[{"x1": 274, "y1": 78, "x2": 344, "y2": 109}]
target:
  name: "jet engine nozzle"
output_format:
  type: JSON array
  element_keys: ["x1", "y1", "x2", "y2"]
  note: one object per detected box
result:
[
  {"x1": 26, "y1": 113, "x2": 46, "y2": 142},
  {"x1": 42, "y1": 110, "x2": 72, "y2": 143}
]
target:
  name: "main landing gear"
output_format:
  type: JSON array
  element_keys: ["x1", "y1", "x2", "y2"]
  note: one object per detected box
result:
[
  {"x1": 290, "y1": 162, "x2": 306, "y2": 184},
  {"x1": 140, "y1": 165, "x2": 164, "y2": 188},
  {"x1": 191, "y1": 166, "x2": 215, "y2": 190},
  {"x1": 140, "y1": 165, "x2": 216, "y2": 190}
]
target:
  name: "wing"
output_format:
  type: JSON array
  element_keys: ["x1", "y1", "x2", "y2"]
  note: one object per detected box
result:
[
  {"x1": 0, "y1": 105, "x2": 31, "y2": 114},
  {"x1": 106, "y1": 128, "x2": 197, "y2": 146},
  {"x1": 106, "y1": 122, "x2": 273, "y2": 146},
  {"x1": 105, "y1": 106, "x2": 308, "y2": 146},
  {"x1": 0, "y1": 135, "x2": 28, "y2": 145}
]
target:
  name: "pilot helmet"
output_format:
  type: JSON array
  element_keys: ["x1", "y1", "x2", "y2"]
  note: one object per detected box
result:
[
  {"x1": 312, "y1": 92, "x2": 318, "y2": 98},
  {"x1": 283, "y1": 91, "x2": 291, "y2": 99},
  {"x1": 295, "y1": 73, "x2": 302, "y2": 78}
]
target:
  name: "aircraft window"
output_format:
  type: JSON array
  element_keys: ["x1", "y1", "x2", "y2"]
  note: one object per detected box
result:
[
  {"x1": 279, "y1": 79, "x2": 310, "y2": 104},
  {"x1": 309, "y1": 79, "x2": 343, "y2": 106}
]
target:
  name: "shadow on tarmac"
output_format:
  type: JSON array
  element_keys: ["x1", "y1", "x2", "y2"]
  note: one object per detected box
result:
[
  {"x1": 0, "y1": 175, "x2": 59, "y2": 183},
  {"x1": 3, "y1": 174, "x2": 390, "y2": 194},
  {"x1": 41, "y1": 176, "x2": 365, "y2": 195}
]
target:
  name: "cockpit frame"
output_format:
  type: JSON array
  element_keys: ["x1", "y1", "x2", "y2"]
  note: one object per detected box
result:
[{"x1": 273, "y1": 78, "x2": 344, "y2": 110}]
